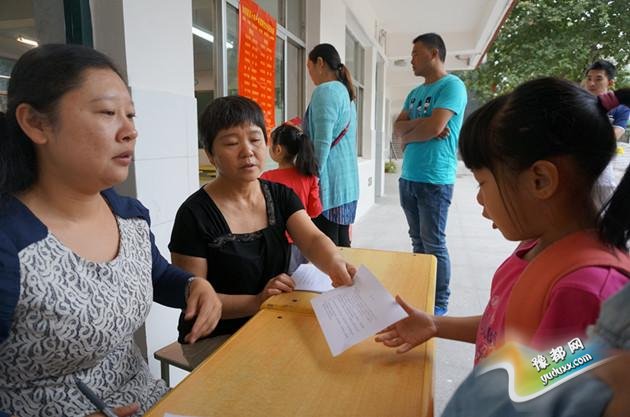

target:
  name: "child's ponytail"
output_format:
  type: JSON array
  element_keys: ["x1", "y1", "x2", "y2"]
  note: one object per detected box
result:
[
  {"x1": 599, "y1": 88, "x2": 630, "y2": 251},
  {"x1": 294, "y1": 131, "x2": 318, "y2": 177},
  {"x1": 270, "y1": 124, "x2": 319, "y2": 177}
]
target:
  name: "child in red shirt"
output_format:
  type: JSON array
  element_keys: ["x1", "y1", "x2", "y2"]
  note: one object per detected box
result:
[{"x1": 261, "y1": 123, "x2": 322, "y2": 272}]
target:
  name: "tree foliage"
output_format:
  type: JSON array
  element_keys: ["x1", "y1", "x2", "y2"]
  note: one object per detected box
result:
[{"x1": 456, "y1": 0, "x2": 629, "y2": 102}]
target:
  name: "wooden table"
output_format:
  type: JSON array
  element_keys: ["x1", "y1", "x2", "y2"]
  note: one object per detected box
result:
[{"x1": 145, "y1": 247, "x2": 436, "y2": 417}]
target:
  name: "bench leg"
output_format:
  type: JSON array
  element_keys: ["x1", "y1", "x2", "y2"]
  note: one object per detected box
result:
[{"x1": 160, "y1": 361, "x2": 170, "y2": 386}]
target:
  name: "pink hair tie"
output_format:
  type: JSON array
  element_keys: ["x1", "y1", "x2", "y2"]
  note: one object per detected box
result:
[{"x1": 598, "y1": 91, "x2": 620, "y2": 112}]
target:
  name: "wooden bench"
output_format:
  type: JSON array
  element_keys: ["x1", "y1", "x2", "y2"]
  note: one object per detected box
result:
[{"x1": 153, "y1": 335, "x2": 230, "y2": 385}]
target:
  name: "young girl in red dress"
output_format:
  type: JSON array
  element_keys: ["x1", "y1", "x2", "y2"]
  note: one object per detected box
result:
[{"x1": 261, "y1": 123, "x2": 322, "y2": 272}]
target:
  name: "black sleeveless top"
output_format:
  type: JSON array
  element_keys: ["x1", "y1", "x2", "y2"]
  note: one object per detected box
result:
[{"x1": 169, "y1": 180, "x2": 303, "y2": 341}]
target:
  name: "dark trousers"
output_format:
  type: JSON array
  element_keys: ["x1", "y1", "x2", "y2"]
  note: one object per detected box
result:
[{"x1": 313, "y1": 214, "x2": 351, "y2": 247}]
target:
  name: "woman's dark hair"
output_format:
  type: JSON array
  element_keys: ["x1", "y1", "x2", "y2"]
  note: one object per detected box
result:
[
  {"x1": 270, "y1": 124, "x2": 318, "y2": 176},
  {"x1": 308, "y1": 43, "x2": 356, "y2": 101},
  {"x1": 0, "y1": 43, "x2": 125, "y2": 195},
  {"x1": 199, "y1": 95, "x2": 267, "y2": 154},
  {"x1": 459, "y1": 77, "x2": 630, "y2": 250}
]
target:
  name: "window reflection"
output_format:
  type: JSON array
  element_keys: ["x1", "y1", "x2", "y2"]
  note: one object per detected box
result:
[
  {"x1": 192, "y1": 0, "x2": 216, "y2": 119},
  {"x1": 227, "y1": 4, "x2": 239, "y2": 96},
  {"x1": 256, "y1": 0, "x2": 283, "y2": 25},
  {"x1": 286, "y1": 0, "x2": 304, "y2": 39},
  {"x1": 346, "y1": 30, "x2": 365, "y2": 156},
  {"x1": 275, "y1": 37, "x2": 285, "y2": 126},
  {"x1": 286, "y1": 40, "x2": 303, "y2": 120},
  {"x1": 0, "y1": 0, "x2": 39, "y2": 111}
]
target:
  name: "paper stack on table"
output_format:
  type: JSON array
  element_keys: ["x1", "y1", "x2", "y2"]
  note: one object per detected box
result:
[
  {"x1": 291, "y1": 263, "x2": 335, "y2": 293},
  {"x1": 310, "y1": 265, "x2": 408, "y2": 356}
]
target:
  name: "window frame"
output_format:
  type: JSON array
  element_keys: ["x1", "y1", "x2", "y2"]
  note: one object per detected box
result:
[{"x1": 345, "y1": 28, "x2": 366, "y2": 157}]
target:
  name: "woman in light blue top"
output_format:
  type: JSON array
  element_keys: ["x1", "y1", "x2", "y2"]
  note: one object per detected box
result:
[{"x1": 304, "y1": 43, "x2": 359, "y2": 247}]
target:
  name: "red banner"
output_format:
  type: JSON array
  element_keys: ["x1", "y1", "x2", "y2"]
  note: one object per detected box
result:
[{"x1": 238, "y1": 0, "x2": 276, "y2": 131}]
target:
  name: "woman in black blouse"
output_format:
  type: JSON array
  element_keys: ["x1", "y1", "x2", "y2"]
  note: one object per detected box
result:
[{"x1": 170, "y1": 96, "x2": 355, "y2": 340}]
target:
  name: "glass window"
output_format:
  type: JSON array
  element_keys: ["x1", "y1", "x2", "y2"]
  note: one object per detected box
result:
[
  {"x1": 256, "y1": 0, "x2": 283, "y2": 25},
  {"x1": 355, "y1": 87, "x2": 364, "y2": 156},
  {"x1": 226, "y1": 3, "x2": 239, "y2": 95},
  {"x1": 286, "y1": 40, "x2": 304, "y2": 120},
  {"x1": 275, "y1": 37, "x2": 285, "y2": 127},
  {"x1": 286, "y1": 0, "x2": 304, "y2": 39},
  {"x1": 345, "y1": 30, "x2": 365, "y2": 156},
  {"x1": 0, "y1": 1, "x2": 39, "y2": 111},
  {"x1": 0, "y1": 58, "x2": 14, "y2": 112},
  {"x1": 345, "y1": 33, "x2": 356, "y2": 82},
  {"x1": 192, "y1": 0, "x2": 216, "y2": 119},
  {"x1": 223, "y1": 1, "x2": 305, "y2": 129},
  {"x1": 345, "y1": 30, "x2": 364, "y2": 84}
]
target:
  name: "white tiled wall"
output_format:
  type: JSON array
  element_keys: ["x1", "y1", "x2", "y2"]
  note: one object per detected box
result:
[
  {"x1": 356, "y1": 159, "x2": 375, "y2": 219},
  {"x1": 134, "y1": 157, "x2": 194, "y2": 227},
  {"x1": 133, "y1": 89, "x2": 197, "y2": 161},
  {"x1": 131, "y1": 90, "x2": 199, "y2": 383}
]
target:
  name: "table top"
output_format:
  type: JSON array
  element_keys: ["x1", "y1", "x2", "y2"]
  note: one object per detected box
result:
[{"x1": 145, "y1": 247, "x2": 437, "y2": 417}]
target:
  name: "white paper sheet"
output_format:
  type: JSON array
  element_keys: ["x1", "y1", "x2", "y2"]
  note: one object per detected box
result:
[
  {"x1": 310, "y1": 265, "x2": 408, "y2": 356},
  {"x1": 291, "y1": 263, "x2": 335, "y2": 293}
]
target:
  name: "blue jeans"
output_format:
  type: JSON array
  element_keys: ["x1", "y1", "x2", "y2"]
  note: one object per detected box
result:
[{"x1": 399, "y1": 178, "x2": 453, "y2": 309}]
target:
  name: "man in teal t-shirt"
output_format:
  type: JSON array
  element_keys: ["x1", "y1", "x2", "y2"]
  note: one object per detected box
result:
[{"x1": 394, "y1": 33, "x2": 467, "y2": 316}]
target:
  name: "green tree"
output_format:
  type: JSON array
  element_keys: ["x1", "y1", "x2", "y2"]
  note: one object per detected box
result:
[{"x1": 457, "y1": 0, "x2": 629, "y2": 102}]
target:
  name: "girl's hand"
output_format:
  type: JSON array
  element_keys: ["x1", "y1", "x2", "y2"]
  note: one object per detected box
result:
[
  {"x1": 257, "y1": 273, "x2": 295, "y2": 305},
  {"x1": 375, "y1": 295, "x2": 437, "y2": 353},
  {"x1": 183, "y1": 278, "x2": 222, "y2": 344},
  {"x1": 86, "y1": 403, "x2": 139, "y2": 416},
  {"x1": 327, "y1": 259, "x2": 356, "y2": 287}
]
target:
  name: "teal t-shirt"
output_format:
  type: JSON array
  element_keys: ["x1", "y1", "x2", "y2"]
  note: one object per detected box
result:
[{"x1": 400, "y1": 74, "x2": 467, "y2": 184}]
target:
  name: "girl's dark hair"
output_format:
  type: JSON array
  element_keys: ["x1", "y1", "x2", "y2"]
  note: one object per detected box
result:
[
  {"x1": 270, "y1": 124, "x2": 318, "y2": 176},
  {"x1": 308, "y1": 43, "x2": 356, "y2": 101},
  {"x1": 199, "y1": 95, "x2": 267, "y2": 154},
  {"x1": 459, "y1": 77, "x2": 630, "y2": 250},
  {"x1": 0, "y1": 43, "x2": 124, "y2": 195}
]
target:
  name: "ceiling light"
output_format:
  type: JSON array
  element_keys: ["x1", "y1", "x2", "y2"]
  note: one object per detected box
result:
[
  {"x1": 0, "y1": 75, "x2": 10, "y2": 79},
  {"x1": 192, "y1": 26, "x2": 214, "y2": 43},
  {"x1": 192, "y1": 26, "x2": 234, "y2": 49},
  {"x1": 17, "y1": 36, "x2": 38, "y2": 47}
]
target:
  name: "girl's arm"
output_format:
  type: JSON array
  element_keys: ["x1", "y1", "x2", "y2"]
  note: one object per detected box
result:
[
  {"x1": 376, "y1": 295, "x2": 480, "y2": 353},
  {"x1": 286, "y1": 210, "x2": 354, "y2": 286},
  {"x1": 307, "y1": 177, "x2": 323, "y2": 217},
  {"x1": 434, "y1": 315, "x2": 481, "y2": 343},
  {"x1": 171, "y1": 253, "x2": 293, "y2": 319}
]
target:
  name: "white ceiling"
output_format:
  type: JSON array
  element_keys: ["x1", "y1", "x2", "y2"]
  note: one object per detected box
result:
[{"x1": 366, "y1": 0, "x2": 515, "y2": 108}]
